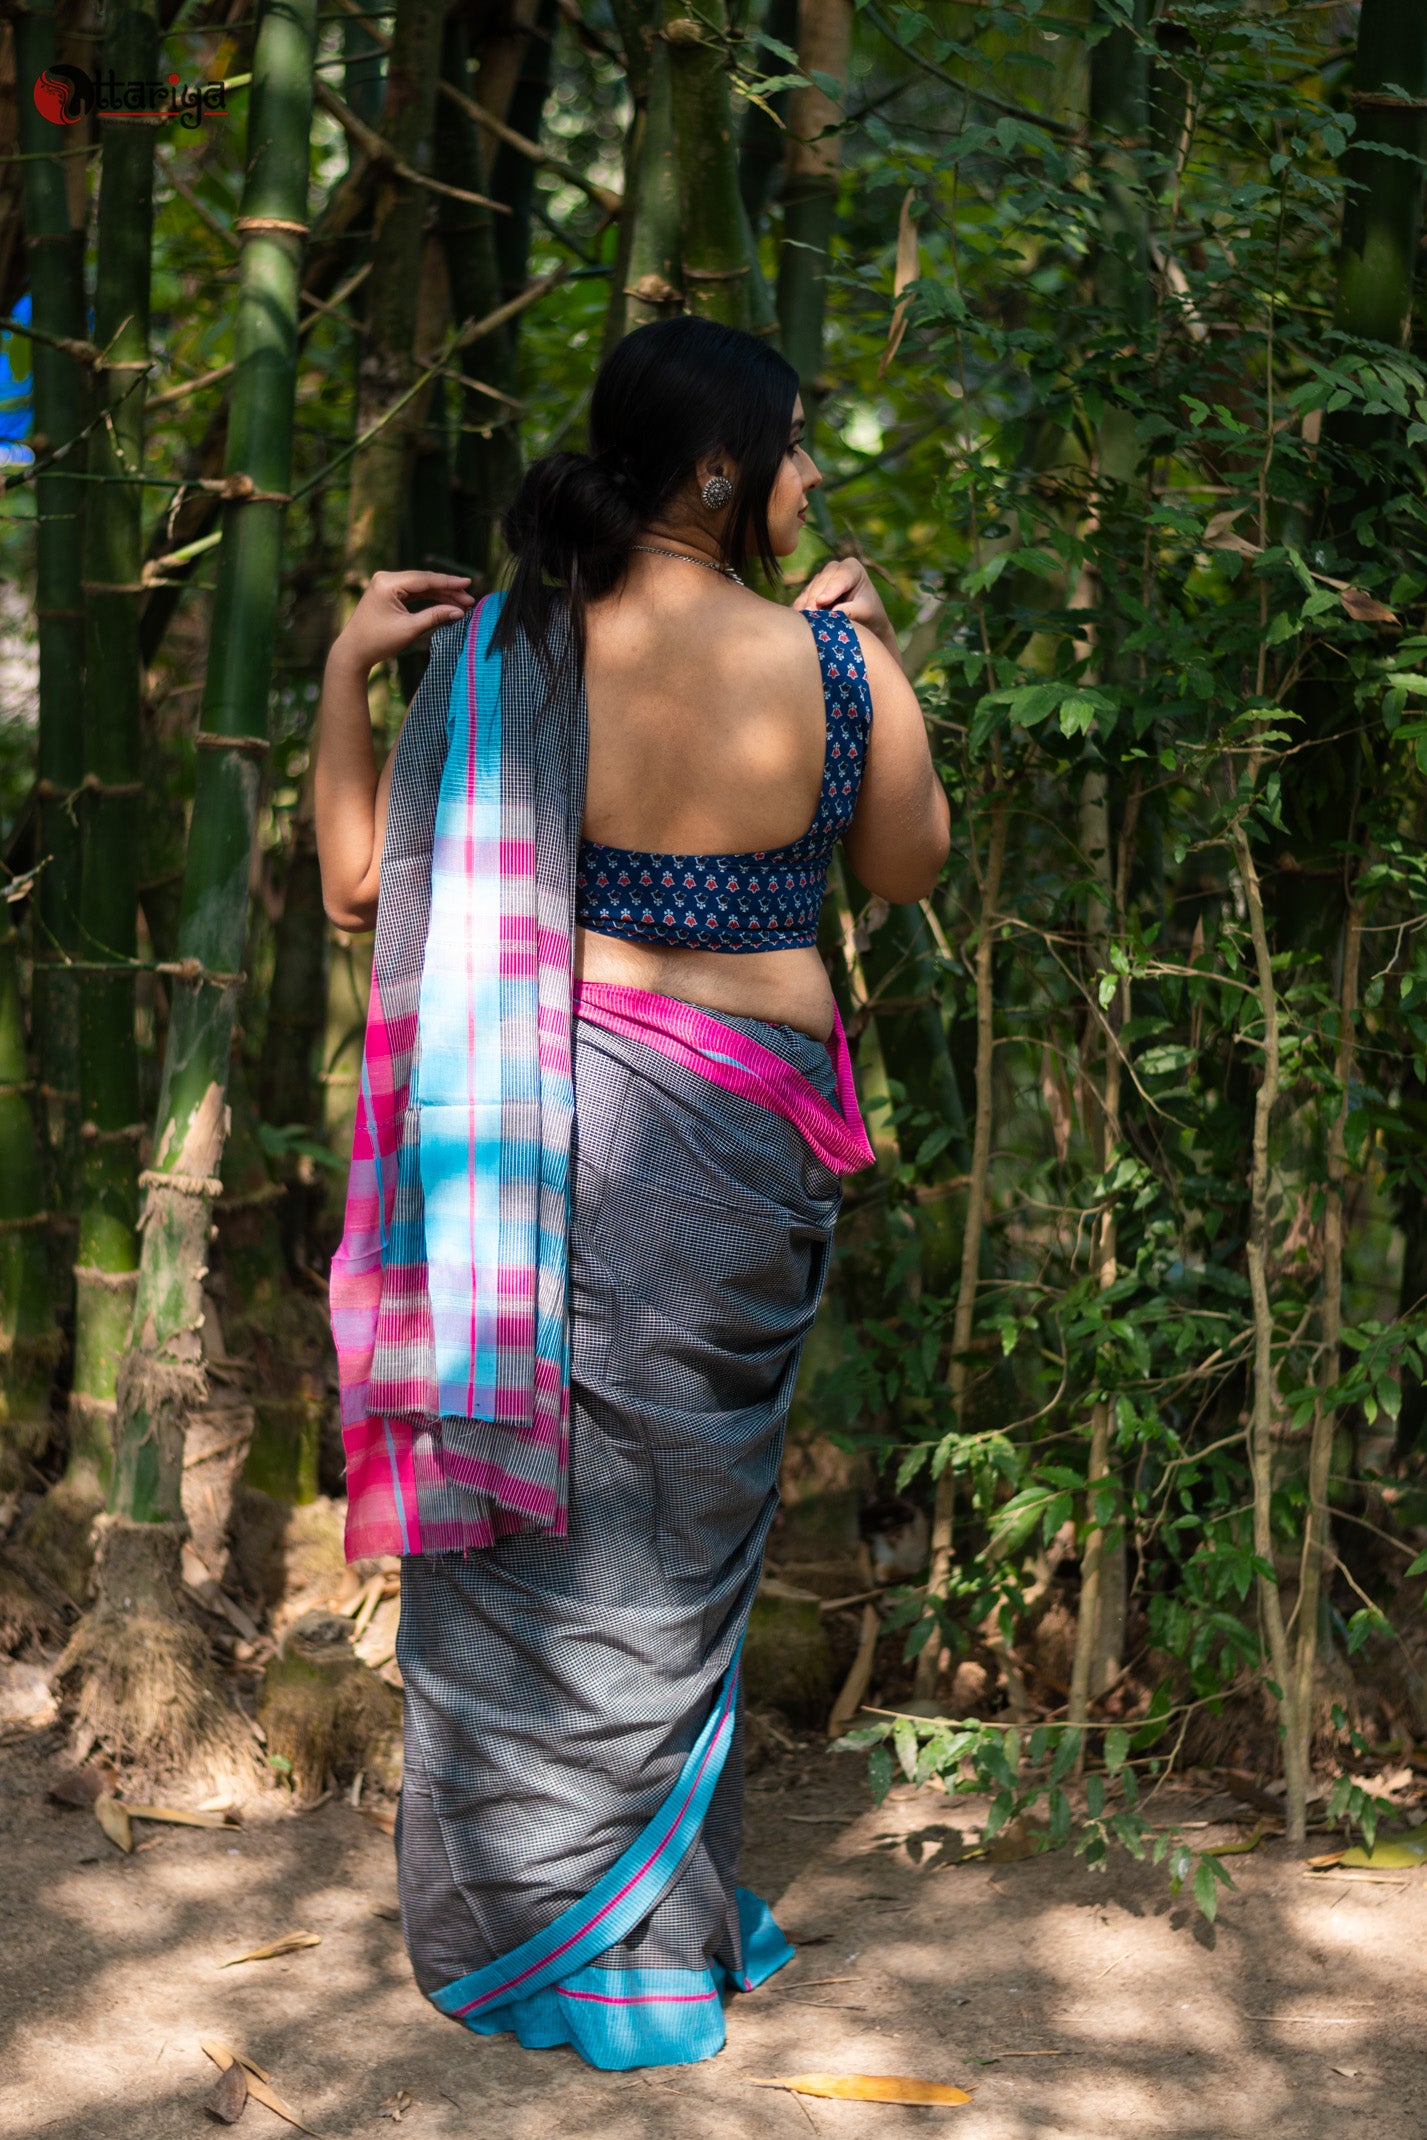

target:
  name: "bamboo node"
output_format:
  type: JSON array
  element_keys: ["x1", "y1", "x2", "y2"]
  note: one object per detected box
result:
[
  {"x1": 76, "y1": 773, "x2": 145, "y2": 797},
  {"x1": 139, "y1": 1168, "x2": 225, "y2": 1199},
  {"x1": 0, "y1": 1211, "x2": 51, "y2": 1232},
  {"x1": 235, "y1": 214, "x2": 310, "y2": 237},
  {"x1": 194, "y1": 731, "x2": 272, "y2": 756},
  {"x1": 194, "y1": 474, "x2": 293, "y2": 504},
  {"x1": 34, "y1": 607, "x2": 85, "y2": 622},
  {"x1": 72, "y1": 1264, "x2": 141, "y2": 1290},
  {"x1": 155, "y1": 957, "x2": 246, "y2": 988},
  {"x1": 683, "y1": 264, "x2": 750, "y2": 281},
  {"x1": 0, "y1": 1078, "x2": 38, "y2": 1097},
  {"x1": 81, "y1": 581, "x2": 147, "y2": 596},
  {"x1": 79, "y1": 1119, "x2": 147, "y2": 1144},
  {"x1": 625, "y1": 273, "x2": 683, "y2": 305}
]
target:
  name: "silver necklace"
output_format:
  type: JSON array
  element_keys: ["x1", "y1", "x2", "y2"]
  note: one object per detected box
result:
[{"x1": 631, "y1": 544, "x2": 744, "y2": 587}]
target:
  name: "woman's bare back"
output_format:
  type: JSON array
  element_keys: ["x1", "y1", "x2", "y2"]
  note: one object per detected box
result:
[{"x1": 581, "y1": 567, "x2": 828, "y2": 857}]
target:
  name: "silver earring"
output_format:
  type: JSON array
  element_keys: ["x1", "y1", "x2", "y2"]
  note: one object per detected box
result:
[{"x1": 701, "y1": 473, "x2": 733, "y2": 511}]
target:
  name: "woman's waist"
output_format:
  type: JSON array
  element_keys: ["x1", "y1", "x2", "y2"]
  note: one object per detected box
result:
[{"x1": 573, "y1": 927, "x2": 834, "y2": 1043}]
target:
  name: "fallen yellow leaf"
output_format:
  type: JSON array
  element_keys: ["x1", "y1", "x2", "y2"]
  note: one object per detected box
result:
[
  {"x1": 751, "y1": 2074, "x2": 972, "y2": 2106},
  {"x1": 201, "y1": 2039, "x2": 322, "y2": 2135},
  {"x1": 359, "y1": 1802, "x2": 397, "y2": 1836},
  {"x1": 222, "y1": 1930, "x2": 322, "y2": 1967},
  {"x1": 93, "y1": 1795, "x2": 133, "y2": 1854},
  {"x1": 127, "y1": 1804, "x2": 238, "y2": 1829}
]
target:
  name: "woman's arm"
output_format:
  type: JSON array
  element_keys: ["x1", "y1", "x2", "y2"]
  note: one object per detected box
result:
[
  {"x1": 796, "y1": 558, "x2": 950, "y2": 903},
  {"x1": 315, "y1": 571, "x2": 474, "y2": 931}
]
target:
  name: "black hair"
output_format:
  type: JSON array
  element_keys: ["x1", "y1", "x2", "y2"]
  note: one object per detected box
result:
[{"x1": 495, "y1": 315, "x2": 800, "y2": 656}]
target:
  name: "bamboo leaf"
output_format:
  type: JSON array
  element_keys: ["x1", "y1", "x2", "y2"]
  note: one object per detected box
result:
[
  {"x1": 751, "y1": 2074, "x2": 972, "y2": 2105},
  {"x1": 222, "y1": 1929, "x2": 322, "y2": 1967},
  {"x1": 93, "y1": 1796, "x2": 133, "y2": 1854},
  {"x1": 878, "y1": 190, "x2": 919, "y2": 375},
  {"x1": 200, "y1": 2041, "x2": 322, "y2": 2135}
]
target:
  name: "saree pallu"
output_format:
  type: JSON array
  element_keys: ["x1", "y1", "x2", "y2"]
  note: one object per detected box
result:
[{"x1": 396, "y1": 1001, "x2": 847, "y2": 2069}]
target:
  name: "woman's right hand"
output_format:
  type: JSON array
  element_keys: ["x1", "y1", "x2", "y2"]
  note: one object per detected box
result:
[{"x1": 329, "y1": 570, "x2": 475, "y2": 678}]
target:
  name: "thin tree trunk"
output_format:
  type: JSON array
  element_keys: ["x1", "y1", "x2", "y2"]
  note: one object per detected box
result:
[
  {"x1": 776, "y1": 0, "x2": 852, "y2": 438},
  {"x1": 914, "y1": 791, "x2": 1007, "y2": 1700},
  {"x1": 71, "y1": 0, "x2": 161, "y2": 1450},
  {"x1": 61, "y1": 0, "x2": 319, "y2": 1777},
  {"x1": 490, "y1": 0, "x2": 556, "y2": 343},
  {"x1": 667, "y1": 0, "x2": 752, "y2": 328},
  {"x1": 1232, "y1": 813, "x2": 1304, "y2": 1836},
  {"x1": 1286, "y1": 900, "x2": 1362, "y2": 1845}
]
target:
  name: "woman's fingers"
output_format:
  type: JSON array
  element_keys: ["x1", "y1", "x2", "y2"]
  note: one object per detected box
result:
[
  {"x1": 371, "y1": 569, "x2": 475, "y2": 604},
  {"x1": 392, "y1": 602, "x2": 470, "y2": 644}
]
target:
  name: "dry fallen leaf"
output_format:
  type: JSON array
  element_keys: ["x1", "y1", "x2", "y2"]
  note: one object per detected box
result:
[
  {"x1": 200, "y1": 2040, "x2": 321, "y2": 2136},
  {"x1": 203, "y1": 2059, "x2": 248, "y2": 2125},
  {"x1": 359, "y1": 1802, "x2": 397, "y2": 1837},
  {"x1": 378, "y1": 2092, "x2": 414, "y2": 2122},
  {"x1": 222, "y1": 1930, "x2": 322, "y2": 1968},
  {"x1": 93, "y1": 1795, "x2": 133, "y2": 1854},
  {"x1": 128, "y1": 1804, "x2": 239, "y2": 1830},
  {"x1": 751, "y1": 2075, "x2": 972, "y2": 2106}
]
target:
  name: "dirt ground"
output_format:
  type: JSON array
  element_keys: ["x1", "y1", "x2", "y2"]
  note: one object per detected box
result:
[{"x1": 3, "y1": 1716, "x2": 1424, "y2": 2140}]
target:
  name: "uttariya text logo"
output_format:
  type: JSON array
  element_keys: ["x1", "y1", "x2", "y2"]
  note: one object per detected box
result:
[{"x1": 32, "y1": 65, "x2": 227, "y2": 129}]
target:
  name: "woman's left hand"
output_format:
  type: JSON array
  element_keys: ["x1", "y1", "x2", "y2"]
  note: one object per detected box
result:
[{"x1": 795, "y1": 556, "x2": 901, "y2": 667}]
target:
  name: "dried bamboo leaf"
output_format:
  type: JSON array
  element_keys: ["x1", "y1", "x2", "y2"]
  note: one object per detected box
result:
[
  {"x1": 93, "y1": 1795, "x2": 133, "y2": 1853},
  {"x1": 201, "y1": 2041, "x2": 272, "y2": 2085},
  {"x1": 203, "y1": 2059, "x2": 248, "y2": 2124},
  {"x1": 1339, "y1": 586, "x2": 1398, "y2": 625},
  {"x1": 127, "y1": 1804, "x2": 239, "y2": 1829},
  {"x1": 878, "y1": 190, "x2": 919, "y2": 376},
  {"x1": 200, "y1": 2042, "x2": 321, "y2": 2135},
  {"x1": 359, "y1": 1802, "x2": 397, "y2": 1836},
  {"x1": 751, "y1": 2074, "x2": 972, "y2": 2105},
  {"x1": 222, "y1": 1930, "x2": 322, "y2": 1967}
]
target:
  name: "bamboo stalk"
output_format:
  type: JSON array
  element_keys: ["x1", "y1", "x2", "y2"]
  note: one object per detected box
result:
[
  {"x1": 913, "y1": 789, "x2": 1008, "y2": 1700},
  {"x1": 667, "y1": 0, "x2": 752, "y2": 328},
  {"x1": 609, "y1": 0, "x2": 684, "y2": 340},
  {"x1": 1232, "y1": 814, "x2": 1305, "y2": 1837},
  {"x1": 1286, "y1": 900, "x2": 1362, "y2": 1847},
  {"x1": 14, "y1": 0, "x2": 86, "y2": 1355},
  {"x1": 72, "y1": 0, "x2": 161, "y2": 1430},
  {"x1": 107, "y1": 0, "x2": 319, "y2": 1547},
  {"x1": 776, "y1": 0, "x2": 853, "y2": 437}
]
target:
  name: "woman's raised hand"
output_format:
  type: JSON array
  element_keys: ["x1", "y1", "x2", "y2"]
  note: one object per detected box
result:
[
  {"x1": 795, "y1": 556, "x2": 900, "y2": 664},
  {"x1": 331, "y1": 570, "x2": 476, "y2": 678}
]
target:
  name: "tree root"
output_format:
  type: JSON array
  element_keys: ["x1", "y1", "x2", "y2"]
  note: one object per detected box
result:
[
  {"x1": 53, "y1": 1516, "x2": 259, "y2": 1795},
  {"x1": 259, "y1": 1609, "x2": 401, "y2": 1801},
  {"x1": 0, "y1": 1544, "x2": 69, "y2": 1654}
]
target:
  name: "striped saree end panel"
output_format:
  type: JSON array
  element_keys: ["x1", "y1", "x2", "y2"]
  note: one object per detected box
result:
[{"x1": 332, "y1": 598, "x2": 587, "y2": 1561}]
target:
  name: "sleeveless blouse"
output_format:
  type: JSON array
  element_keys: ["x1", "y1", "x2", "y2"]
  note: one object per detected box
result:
[{"x1": 575, "y1": 609, "x2": 872, "y2": 952}]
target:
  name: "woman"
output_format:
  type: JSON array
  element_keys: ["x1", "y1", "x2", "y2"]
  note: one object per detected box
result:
[{"x1": 316, "y1": 317, "x2": 948, "y2": 2072}]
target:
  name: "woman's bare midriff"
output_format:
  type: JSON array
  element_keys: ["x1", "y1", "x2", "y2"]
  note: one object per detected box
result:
[{"x1": 574, "y1": 926, "x2": 835, "y2": 1042}]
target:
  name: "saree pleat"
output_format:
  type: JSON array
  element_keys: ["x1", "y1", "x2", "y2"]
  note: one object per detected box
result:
[{"x1": 394, "y1": 1008, "x2": 842, "y2": 2066}]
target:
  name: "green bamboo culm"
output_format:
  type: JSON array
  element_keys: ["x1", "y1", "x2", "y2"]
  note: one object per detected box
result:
[
  {"x1": 667, "y1": 0, "x2": 753, "y2": 329},
  {"x1": 108, "y1": 0, "x2": 320, "y2": 1538},
  {"x1": 70, "y1": 0, "x2": 161, "y2": 1458},
  {"x1": 14, "y1": 0, "x2": 86, "y2": 1241},
  {"x1": 437, "y1": 9, "x2": 520, "y2": 581},
  {"x1": 775, "y1": 0, "x2": 853, "y2": 441},
  {"x1": 0, "y1": 934, "x2": 59, "y2": 1483},
  {"x1": 6, "y1": 0, "x2": 85, "y2": 1471}
]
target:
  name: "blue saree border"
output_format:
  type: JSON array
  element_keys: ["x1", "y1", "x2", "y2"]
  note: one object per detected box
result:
[{"x1": 429, "y1": 1657, "x2": 794, "y2": 2068}]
